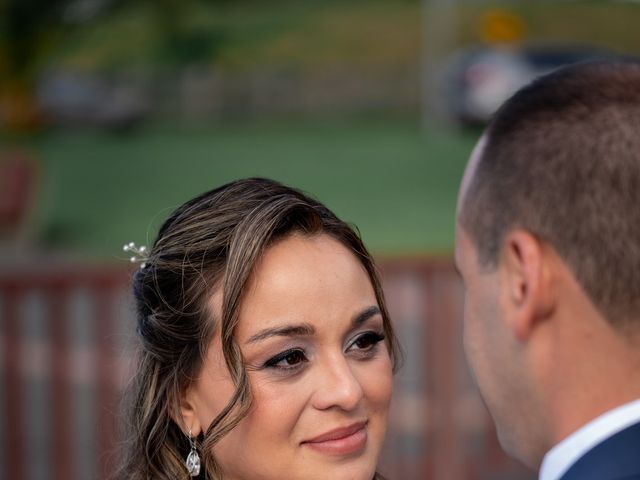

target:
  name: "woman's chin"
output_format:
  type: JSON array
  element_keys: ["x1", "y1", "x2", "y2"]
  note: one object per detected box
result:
[{"x1": 294, "y1": 446, "x2": 381, "y2": 480}]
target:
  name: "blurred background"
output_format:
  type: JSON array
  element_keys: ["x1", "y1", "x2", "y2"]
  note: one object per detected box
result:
[{"x1": 1, "y1": 0, "x2": 639, "y2": 479}]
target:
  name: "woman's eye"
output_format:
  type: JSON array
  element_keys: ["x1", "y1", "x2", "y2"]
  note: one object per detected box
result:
[
  {"x1": 349, "y1": 331, "x2": 385, "y2": 352},
  {"x1": 281, "y1": 350, "x2": 306, "y2": 366},
  {"x1": 264, "y1": 348, "x2": 308, "y2": 370}
]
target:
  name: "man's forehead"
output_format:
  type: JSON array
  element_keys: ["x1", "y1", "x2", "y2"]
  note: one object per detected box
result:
[{"x1": 458, "y1": 134, "x2": 488, "y2": 212}]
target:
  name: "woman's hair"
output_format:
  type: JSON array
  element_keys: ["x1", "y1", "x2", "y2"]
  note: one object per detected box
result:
[{"x1": 118, "y1": 177, "x2": 401, "y2": 479}]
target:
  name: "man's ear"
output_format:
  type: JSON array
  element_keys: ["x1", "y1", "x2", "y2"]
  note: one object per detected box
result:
[
  {"x1": 500, "y1": 229, "x2": 555, "y2": 342},
  {"x1": 171, "y1": 386, "x2": 203, "y2": 437}
]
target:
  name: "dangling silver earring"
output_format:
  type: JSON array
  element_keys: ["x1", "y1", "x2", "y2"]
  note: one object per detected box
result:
[{"x1": 185, "y1": 429, "x2": 201, "y2": 477}]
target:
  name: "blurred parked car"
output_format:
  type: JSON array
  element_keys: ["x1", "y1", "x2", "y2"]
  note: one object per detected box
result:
[
  {"x1": 36, "y1": 71, "x2": 149, "y2": 131},
  {"x1": 440, "y1": 45, "x2": 614, "y2": 127}
]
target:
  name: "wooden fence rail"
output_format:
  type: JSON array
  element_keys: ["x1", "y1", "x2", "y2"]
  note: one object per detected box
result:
[{"x1": 0, "y1": 258, "x2": 534, "y2": 480}]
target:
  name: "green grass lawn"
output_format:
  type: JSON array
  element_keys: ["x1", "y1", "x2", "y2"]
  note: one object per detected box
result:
[
  {"x1": 23, "y1": 117, "x2": 477, "y2": 259},
  {"x1": 12, "y1": 0, "x2": 639, "y2": 261}
]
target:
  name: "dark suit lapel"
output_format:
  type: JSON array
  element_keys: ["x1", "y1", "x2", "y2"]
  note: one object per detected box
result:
[{"x1": 560, "y1": 421, "x2": 640, "y2": 480}]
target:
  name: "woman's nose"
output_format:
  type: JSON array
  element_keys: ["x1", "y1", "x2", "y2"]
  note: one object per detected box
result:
[{"x1": 311, "y1": 356, "x2": 364, "y2": 412}]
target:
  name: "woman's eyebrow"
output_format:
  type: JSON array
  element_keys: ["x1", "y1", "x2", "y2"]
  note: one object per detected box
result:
[
  {"x1": 245, "y1": 306, "x2": 382, "y2": 345},
  {"x1": 245, "y1": 324, "x2": 315, "y2": 344},
  {"x1": 352, "y1": 306, "x2": 382, "y2": 327}
]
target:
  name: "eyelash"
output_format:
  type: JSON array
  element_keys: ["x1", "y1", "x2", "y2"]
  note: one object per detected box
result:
[
  {"x1": 261, "y1": 331, "x2": 386, "y2": 373},
  {"x1": 348, "y1": 331, "x2": 386, "y2": 357},
  {"x1": 263, "y1": 348, "x2": 308, "y2": 372}
]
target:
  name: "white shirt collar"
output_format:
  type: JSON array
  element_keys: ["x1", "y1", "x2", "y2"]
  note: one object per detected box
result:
[{"x1": 539, "y1": 398, "x2": 640, "y2": 480}]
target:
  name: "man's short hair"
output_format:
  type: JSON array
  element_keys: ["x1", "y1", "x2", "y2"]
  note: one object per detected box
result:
[{"x1": 460, "y1": 59, "x2": 640, "y2": 327}]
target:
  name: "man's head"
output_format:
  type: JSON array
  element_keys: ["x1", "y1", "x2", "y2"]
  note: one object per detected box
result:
[{"x1": 455, "y1": 60, "x2": 640, "y2": 467}]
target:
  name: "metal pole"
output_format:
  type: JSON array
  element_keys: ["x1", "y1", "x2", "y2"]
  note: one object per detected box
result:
[{"x1": 421, "y1": 0, "x2": 459, "y2": 132}]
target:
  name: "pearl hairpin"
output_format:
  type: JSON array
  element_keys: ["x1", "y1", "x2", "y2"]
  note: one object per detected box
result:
[{"x1": 123, "y1": 241, "x2": 149, "y2": 268}]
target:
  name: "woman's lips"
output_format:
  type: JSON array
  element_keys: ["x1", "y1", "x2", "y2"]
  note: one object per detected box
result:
[{"x1": 301, "y1": 421, "x2": 368, "y2": 455}]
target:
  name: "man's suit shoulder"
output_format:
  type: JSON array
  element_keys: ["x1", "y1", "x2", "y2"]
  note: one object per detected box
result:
[{"x1": 561, "y1": 421, "x2": 640, "y2": 480}]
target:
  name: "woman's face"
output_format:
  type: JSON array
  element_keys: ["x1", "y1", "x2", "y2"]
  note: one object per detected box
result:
[{"x1": 185, "y1": 233, "x2": 393, "y2": 480}]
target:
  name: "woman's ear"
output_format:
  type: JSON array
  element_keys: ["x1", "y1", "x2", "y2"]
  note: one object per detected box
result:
[
  {"x1": 500, "y1": 229, "x2": 556, "y2": 342},
  {"x1": 172, "y1": 386, "x2": 203, "y2": 437}
]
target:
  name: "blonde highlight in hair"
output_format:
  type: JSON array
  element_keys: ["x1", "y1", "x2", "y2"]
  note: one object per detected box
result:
[{"x1": 117, "y1": 178, "x2": 401, "y2": 479}]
